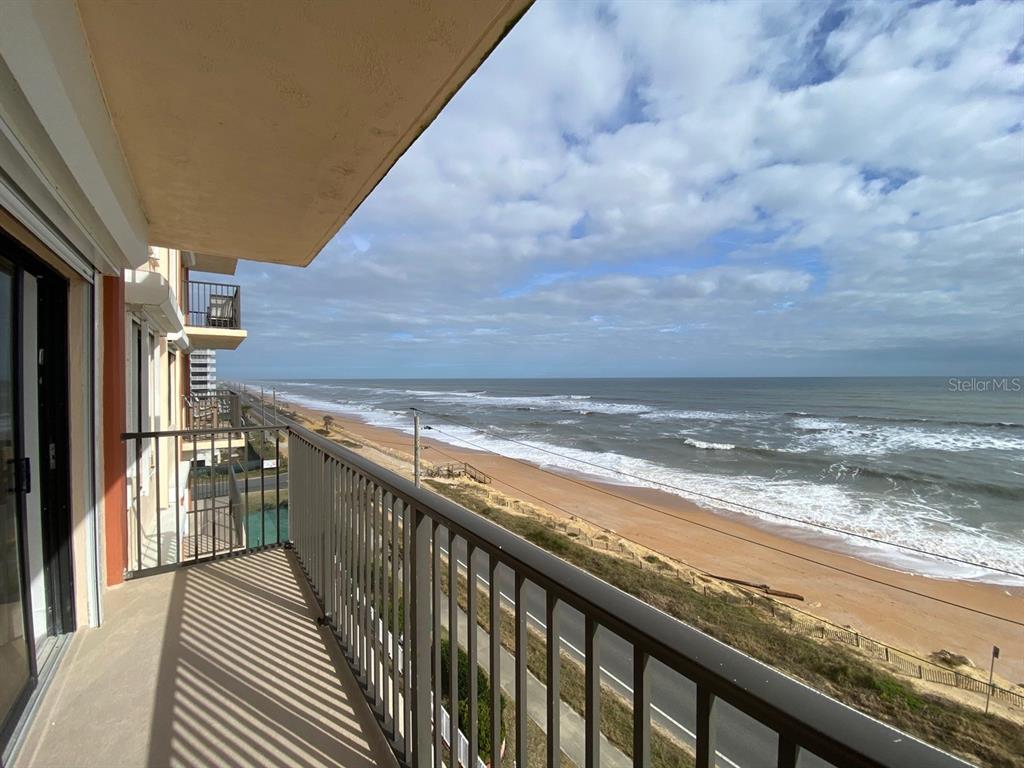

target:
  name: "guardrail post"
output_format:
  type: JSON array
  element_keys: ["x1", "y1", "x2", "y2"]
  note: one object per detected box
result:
[{"x1": 410, "y1": 505, "x2": 432, "y2": 766}]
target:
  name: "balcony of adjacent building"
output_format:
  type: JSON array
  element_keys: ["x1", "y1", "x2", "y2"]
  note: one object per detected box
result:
[
  {"x1": 11, "y1": 414, "x2": 974, "y2": 768},
  {"x1": 184, "y1": 279, "x2": 248, "y2": 350}
]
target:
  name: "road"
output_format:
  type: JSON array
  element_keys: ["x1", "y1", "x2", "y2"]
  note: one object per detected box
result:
[
  {"x1": 445, "y1": 539, "x2": 830, "y2": 768},
  {"x1": 238, "y1": 471, "x2": 289, "y2": 493}
]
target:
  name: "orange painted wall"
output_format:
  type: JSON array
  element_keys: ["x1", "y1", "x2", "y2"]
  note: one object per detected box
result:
[{"x1": 101, "y1": 275, "x2": 127, "y2": 586}]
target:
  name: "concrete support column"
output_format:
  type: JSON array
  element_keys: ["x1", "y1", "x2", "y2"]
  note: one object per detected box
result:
[{"x1": 102, "y1": 275, "x2": 127, "y2": 585}]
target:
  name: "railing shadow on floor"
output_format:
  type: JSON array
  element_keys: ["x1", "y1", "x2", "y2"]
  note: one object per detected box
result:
[{"x1": 145, "y1": 548, "x2": 395, "y2": 768}]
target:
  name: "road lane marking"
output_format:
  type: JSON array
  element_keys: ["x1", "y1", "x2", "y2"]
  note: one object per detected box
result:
[{"x1": 445, "y1": 550, "x2": 744, "y2": 768}]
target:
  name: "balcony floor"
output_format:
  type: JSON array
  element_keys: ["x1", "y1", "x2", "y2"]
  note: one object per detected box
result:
[{"x1": 15, "y1": 549, "x2": 394, "y2": 768}]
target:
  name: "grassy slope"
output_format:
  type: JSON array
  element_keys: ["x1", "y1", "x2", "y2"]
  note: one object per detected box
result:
[{"x1": 431, "y1": 480, "x2": 1024, "y2": 768}]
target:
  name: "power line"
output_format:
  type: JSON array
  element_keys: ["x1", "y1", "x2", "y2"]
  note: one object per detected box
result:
[
  {"x1": 411, "y1": 407, "x2": 1024, "y2": 581},
  {"x1": 424, "y1": 439, "x2": 1024, "y2": 695},
  {"x1": 414, "y1": 417, "x2": 1024, "y2": 627}
]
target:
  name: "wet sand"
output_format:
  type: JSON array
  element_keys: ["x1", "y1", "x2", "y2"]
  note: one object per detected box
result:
[{"x1": 283, "y1": 398, "x2": 1024, "y2": 684}]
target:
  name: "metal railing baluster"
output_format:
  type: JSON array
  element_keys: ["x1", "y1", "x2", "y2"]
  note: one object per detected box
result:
[
  {"x1": 210, "y1": 431, "x2": 217, "y2": 559},
  {"x1": 547, "y1": 591, "x2": 561, "y2": 768},
  {"x1": 695, "y1": 683, "x2": 717, "y2": 768},
  {"x1": 191, "y1": 433, "x2": 198, "y2": 562},
  {"x1": 373, "y1": 483, "x2": 382, "y2": 713},
  {"x1": 242, "y1": 439, "x2": 249, "y2": 552},
  {"x1": 346, "y1": 467, "x2": 355, "y2": 649},
  {"x1": 259, "y1": 433, "x2": 265, "y2": 547},
  {"x1": 155, "y1": 436, "x2": 162, "y2": 567},
  {"x1": 585, "y1": 616, "x2": 599, "y2": 768},
  {"x1": 432, "y1": 520, "x2": 443, "y2": 768},
  {"x1": 448, "y1": 528, "x2": 458, "y2": 763},
  {"x1": 275, "y1": 433, "x2": 281, "y2": 545},
  {"x1": 403, "y1": 494, "x2": 413, "y2": 761},
  {"x1": 226, "y1": 431, "x2": 233, "y2": 554},
  {"x1": 382, "y1": 490, "x2": 392, "y2": 729},
  {"x1": 467, "y1": 543, "x2": 479, "y2": 767},
  {"x1": 365, "y1": 477, "x2": 373, "y2": 694},
  {"x1": 633, "y1": 649, "x2": 649, "y2": 768},
  {"x1": 134, "y1": 437, "x2": 142, "y2": 572},
  {"x1": 778, "y1": 736, "x2": 801, "y2": 768},
  {"x1": 174, "y1": 435, "x2": 181, "y2": 565},
  {"x1": 391, "y1": 494, "x2": 401, "y2": 739},
  {"x1": 411, "y1": 505, "x2": 432, "y2": 768},
  {"x1": 515, "y1": 572, "x2": 527, "y2": 768},
  {"x1": 489, "y1": 554, "x2": 501, "y2": 768}
]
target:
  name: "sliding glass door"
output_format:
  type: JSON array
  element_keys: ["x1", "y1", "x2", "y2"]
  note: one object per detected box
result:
[{"x1": 0, "y1": 256, "x2": 31, "y2": 728}]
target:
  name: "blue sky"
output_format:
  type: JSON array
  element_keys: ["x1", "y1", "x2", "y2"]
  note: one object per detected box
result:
[{"x1": 215, "y1": 0, "x2": 1024, "y2": 379}]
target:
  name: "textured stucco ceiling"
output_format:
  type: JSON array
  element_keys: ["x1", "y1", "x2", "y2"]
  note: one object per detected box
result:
[{"x1": 76, "y1": 0, "x2": 530, "y2": 267}]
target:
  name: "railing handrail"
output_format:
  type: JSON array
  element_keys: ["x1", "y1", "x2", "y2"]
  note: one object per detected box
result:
[
  {"x1": 286, "y1": 418, "x2": 970, "y2": 768},
  {"x1": 122, "y1": 424, "x2": 287, "y2": 440},
  {"x1": 184, "y1": 278, "x2": 240, "y2": 294},
  {"x1": 184, "y1": 278, "x2": 242, "y2": 329}
]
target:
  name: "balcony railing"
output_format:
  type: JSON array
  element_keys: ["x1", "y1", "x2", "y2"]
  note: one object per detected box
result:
[
  {"x1": 185, "y1": 279, "x2": 241, "y2": 329},
  {"x1": 123, "y1": 424, "x2": 286, "y2": 573},
  {"x1": 120, "y1": 421, "x2": 970, "y2": 768},
  {"x1": 185, "y1": 390, "x2": 241, "y2": 430}
]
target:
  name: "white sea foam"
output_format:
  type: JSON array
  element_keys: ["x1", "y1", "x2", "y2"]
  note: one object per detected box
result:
[
  {"x1": 401, "y1": 420, "x2": 1024, "y2": 585},
  {"x1": 683, "y1": 438, "x2": 736, "y2": 451},
  {"x1": 640, "y1": 409, "x2": 759, "y2": 422},
  {"x1": 276, "y1": 391, "x2": 412, "y2": 431},
  {"x1": 791, "y1": 417, "x2": 1024, "y2": 454},
  {"x1": 274, "y1": 388, "x2": 1024, "y2": 586},
  {"x1": 401, "y1": 389, "x2": 648, "y2": 415}
]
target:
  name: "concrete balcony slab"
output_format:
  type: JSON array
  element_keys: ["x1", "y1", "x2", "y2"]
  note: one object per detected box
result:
[{"x1": 15, "y1": 549, "x2": 395, "y2": 768}]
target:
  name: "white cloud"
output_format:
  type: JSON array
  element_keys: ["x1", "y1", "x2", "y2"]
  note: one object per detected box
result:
[{"x1": 223, "y1": 0, "x2": 1024, "y2": 378}]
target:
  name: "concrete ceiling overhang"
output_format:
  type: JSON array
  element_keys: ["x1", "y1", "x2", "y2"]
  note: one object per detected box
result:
[
  {"x1": 189, "y1": 252, "x2": 238, "y2": 276},
  {"x1": 75, "y1": 0, "x2": 531, "y2": 268}
]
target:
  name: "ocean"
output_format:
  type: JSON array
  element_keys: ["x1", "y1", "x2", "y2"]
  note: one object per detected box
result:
[{"x1": 256, "y1": 377, "x2": 1024, "y2": 585}]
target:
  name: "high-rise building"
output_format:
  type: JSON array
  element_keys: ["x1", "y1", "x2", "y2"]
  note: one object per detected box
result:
[{"x1": 189, "y1": 349, "x2": 217, "y2": 395}]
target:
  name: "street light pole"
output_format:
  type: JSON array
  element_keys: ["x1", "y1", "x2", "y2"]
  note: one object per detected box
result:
[
  {"x1": 985, "y1": 645, "x2": 1000, "y2": 714},
  {"x1": 411, "y1": 415, "x2": 419, "y2": 487}
]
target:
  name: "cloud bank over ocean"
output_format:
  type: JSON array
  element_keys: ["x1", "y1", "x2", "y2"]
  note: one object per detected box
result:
[{"x1": 223, "y1": 0, "x2": 1024, "y2": 378}]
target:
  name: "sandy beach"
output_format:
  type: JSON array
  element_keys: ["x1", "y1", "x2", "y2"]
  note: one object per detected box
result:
[{"x1": 279, "y1": 397, "x2": 1024, "y2": 687}]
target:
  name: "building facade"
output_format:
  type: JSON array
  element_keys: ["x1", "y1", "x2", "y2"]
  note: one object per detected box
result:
[{"x1": 189, "y1": 349, "x2": 216, "y2": 396}]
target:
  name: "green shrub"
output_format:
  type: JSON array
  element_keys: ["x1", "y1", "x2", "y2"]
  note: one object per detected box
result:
[{"x1": 439, "y1": 637, "x2": 507, "y2": 764}]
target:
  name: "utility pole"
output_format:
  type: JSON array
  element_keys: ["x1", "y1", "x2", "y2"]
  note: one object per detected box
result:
[
  {"x1": 272, "y1": 388, "x2": 277, "y2": 424},
  {"x1": 985, "y1": 645, "x2": 1000, "y2": 714},
  {"x1": 413, "y1": 412, "x2": 421, "y2": 487},
  {"x1": 260, "y1": 385, "x2": 265, "y2": 425}
]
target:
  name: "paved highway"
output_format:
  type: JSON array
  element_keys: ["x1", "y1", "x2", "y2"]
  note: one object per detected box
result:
[
  {"x1": 239, "y1": 471, "x2": 289, "y2": 493},
  {"x1": 445, "y1": 538, "x2": 831, "y2": 768}
]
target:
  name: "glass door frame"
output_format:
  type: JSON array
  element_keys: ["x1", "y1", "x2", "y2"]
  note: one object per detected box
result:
[
  {"x1": 0, "y1": 251, "x2": 38, "y2": 748},
  {"x1": 0, "y1": 231, "x2": 76, "y2": 755}
]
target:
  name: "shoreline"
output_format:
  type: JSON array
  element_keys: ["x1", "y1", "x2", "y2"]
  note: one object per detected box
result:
[{"x1": 275, "y1": 395, "x2": 1024, "y2": 682}]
